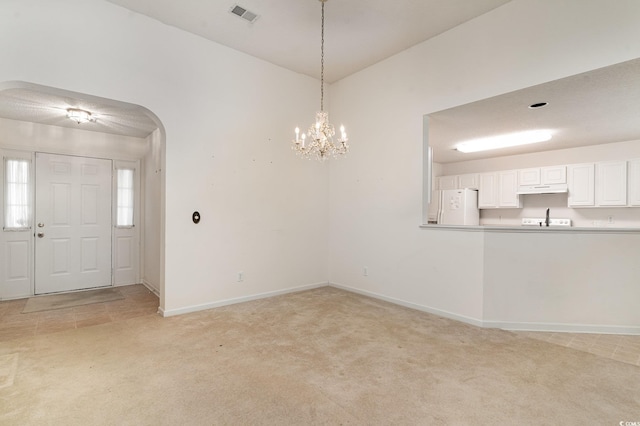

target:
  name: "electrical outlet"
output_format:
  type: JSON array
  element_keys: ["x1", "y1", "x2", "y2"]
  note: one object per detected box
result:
[
  {"x1": 363, "y1": 267, "x2": 368, "y2": 277},
  {"x1": 237, "y1": 272, "x2": 244, "y2": 282},
  {"x1": 607, "y1": 215, "x2": 614, "y2": 224}
]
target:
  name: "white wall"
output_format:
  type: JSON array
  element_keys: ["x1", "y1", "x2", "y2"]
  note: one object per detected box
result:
[
  {"x1": 483, "y1": 231, "x2": 640, "y2": 333},
  {"x1": 0, "y1": 0, "x2": 328, "y2": 314},
  {"x1": 328, "y1": 0, "x2": 640, "y2": 325},
  {"x1": 0, "y1": 117, "x2": 147, "y2": 159},
  {"x1": 3, "y1": 0, "x2": 639, "y2": 329},
  {"x1": 142, "y1": 128, "x2": 162, "y2": 295}
]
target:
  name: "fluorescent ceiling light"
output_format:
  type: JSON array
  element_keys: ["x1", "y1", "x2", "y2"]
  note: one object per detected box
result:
[{"x1": 455, "y1": 129, "x2": 552, "y2": 153}]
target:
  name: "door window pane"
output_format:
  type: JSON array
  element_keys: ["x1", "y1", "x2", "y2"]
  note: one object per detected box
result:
[
  {"x1": 116, "y1": 168, "x2": 134, "y2": 227},
  {"x1": 4, "y1": 158, "x2": 31, "y2": 230}
]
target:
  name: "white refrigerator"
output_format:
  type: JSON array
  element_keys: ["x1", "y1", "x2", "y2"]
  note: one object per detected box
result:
[{"x1": 427, "y1": 188, "x2": 479, "y2": 225}]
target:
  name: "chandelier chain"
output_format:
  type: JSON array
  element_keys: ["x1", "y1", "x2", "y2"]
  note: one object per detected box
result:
[{"x1": 320, "y1": 0, "x2": 325, "y2": 111}]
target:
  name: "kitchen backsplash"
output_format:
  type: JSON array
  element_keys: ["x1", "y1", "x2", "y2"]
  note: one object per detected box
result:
[{"x1": 479, "y1": 193, "x2": 640, "y2": 227}]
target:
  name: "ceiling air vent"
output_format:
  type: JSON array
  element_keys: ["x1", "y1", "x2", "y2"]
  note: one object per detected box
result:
[{"x1": 229, "y1": 4, "x2": 259, "y2": 23}]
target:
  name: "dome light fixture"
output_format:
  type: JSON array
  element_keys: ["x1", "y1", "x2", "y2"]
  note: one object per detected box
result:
[{"x1": 66, "y1": 108, "x2": 96, "y2": 124}]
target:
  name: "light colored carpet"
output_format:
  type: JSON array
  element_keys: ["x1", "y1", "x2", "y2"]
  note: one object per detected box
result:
[
  {"x1": 2, "y1": 286, "x2": 639, "y2": 425},
  {"x1": 21, "y1": 288, "x2": 124, "y2": 313}
]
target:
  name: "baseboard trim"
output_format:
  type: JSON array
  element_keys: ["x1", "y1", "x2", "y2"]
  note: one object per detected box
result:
[
  {"x1": 329, "y1": 282, "x2": 484, "y2": 328},
  {"x1": 484, "y1": 320, "x2": 640, "y2": 335},
  {"x1": 159, "y1": 282, "x2": 328, "y2": 317},
  {"x1": 140, "y1": 280, "x2": 160, "y2": 297},
  {"x1": 329, "y1": 283, "x2": 640, "y2": 335},
  {"x1": 156, "y1": 280, "x2": 640, "y2": 335}
]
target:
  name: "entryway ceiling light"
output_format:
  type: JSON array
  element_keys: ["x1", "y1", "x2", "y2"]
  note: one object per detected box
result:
[
  {"x1": 292, "y1": 0, "x2": 348, "y2": 161},
  {"x1": 66, "y1": 108, "x2": 96, "y2": 124},
  {"x1": 455, "y1": 129, "x2": 552, "y2": 153}
]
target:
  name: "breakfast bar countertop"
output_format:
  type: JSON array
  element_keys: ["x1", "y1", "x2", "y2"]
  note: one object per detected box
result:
[{"x1": 419, "y1": 224, "x2": 640, "y2": 234}]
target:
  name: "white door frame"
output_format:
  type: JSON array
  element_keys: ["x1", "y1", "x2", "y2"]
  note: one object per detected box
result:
[{"x1": 1, "y1": 150, "x2": 143, "y2": 298}]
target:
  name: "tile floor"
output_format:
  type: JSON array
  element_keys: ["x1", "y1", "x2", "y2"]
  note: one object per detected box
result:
[
  {"x1": 518, "y1": 331, "x2": 640, "y2": 367},
  {"x1": 1, "y1": 287, "x2": 639, "y2": 369},
  {"x1": 0, "y1": 284, "x2": 158, "y2": 342}
]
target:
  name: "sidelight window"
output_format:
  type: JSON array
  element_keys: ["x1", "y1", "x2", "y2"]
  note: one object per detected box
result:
[
  {"x1": 116, "y1": 168, "x2": 135, "y2": 227},
  {"x1": 3, "y1": 158, "x2": 31, "y2": 230}
]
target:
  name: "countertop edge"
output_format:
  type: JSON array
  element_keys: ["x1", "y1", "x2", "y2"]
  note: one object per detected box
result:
[{"x1": 419, "y1": 224, "x2": 640, "y2": 234}]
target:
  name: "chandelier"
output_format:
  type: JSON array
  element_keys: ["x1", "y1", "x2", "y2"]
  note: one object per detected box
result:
[{"x1": 292, "y1": 0, "x2": 348, "y2": 160}]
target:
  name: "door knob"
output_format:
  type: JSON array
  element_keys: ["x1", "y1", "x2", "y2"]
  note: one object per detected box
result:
[
  {"x1": 37, "y1": 232, "x2": 45, "y2": 238},
  {"x1": 38, "y1": 223, "x2": 45, "y2": 228}
]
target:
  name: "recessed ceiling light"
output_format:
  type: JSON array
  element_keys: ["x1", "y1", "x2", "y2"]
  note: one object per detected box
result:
[
  {"x1": 455, "y1": 129, "x2": 553, "y2": 153},
  {"x1": 528, "y1": 102, "x2": 548, "y2": 109},
  {"x1": 66, "y1": 108, "x2": 96, "y2": 124}
]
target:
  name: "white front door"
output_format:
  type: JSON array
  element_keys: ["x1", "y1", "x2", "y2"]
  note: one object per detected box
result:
[{"x1": 35, "y1": 153, "x2": 112, "y2": 294}]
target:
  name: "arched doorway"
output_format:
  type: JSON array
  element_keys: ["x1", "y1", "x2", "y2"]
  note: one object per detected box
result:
[{"x1": 0, "y1": 81, "x2": 166, "y2": 311}]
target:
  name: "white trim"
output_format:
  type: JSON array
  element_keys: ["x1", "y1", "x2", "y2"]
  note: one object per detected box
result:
[
  {"x1": 329, "y1": 282, "x2": 485, "y2": 328},
  {"x1": 140, "y1": 279, "x2": 159, "y2": 296},
  {"x1": 156, "y1": 279, "x2": 640, "y2": 335},
  {"x1": 330, "y1": 282, "x2": 640, "y2": 335},
  {"x1": 159, "y1": 282, "x2": 328, "y2": 317},
  {"x1": 484, "y1": 321, "x2": 640, "y2": 335}
]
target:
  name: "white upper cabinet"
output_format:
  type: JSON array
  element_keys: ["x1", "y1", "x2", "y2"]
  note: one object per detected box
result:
[
  {"x1": 478, "y1": 173, "x2": 498, "y2": 208},
  {"x1": 437, "y1": 173, "x2": 479, "y2": 190},
  {"x1": 458, "y1": 173, "x2": 479, "y2": 189},
  {"x1": 498, "y1": 170, "x2": 522, "y2": 208},
  {"x1": 628, "y1": 159, "x2": 640, "y2": 206},
  {"x1": 568, "y1": 163, "x2": 595, "y2": 207},
  {"x1": 596, "y1": 161, "x2": 627, "y2": 206},
  {"x1": 541, "y1": 166, "x2": 567, "y2": 184},
  {"x1": 479, "y1": 170, "x2": 521, "y2": 209},
  {"x1": 518, "y1": 166, "x2": 566, "y2": 186},
  {"x1": 518, "y1": 168, "x2": 540, "y2": 186},
  {"x1": 437, "y1": 175, "x2": 458, "y2": 190}
]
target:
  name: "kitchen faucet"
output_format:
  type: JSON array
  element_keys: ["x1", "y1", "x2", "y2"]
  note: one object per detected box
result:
[{"x1": 545, "y1": 208, "x2": 550, "y2": 227}]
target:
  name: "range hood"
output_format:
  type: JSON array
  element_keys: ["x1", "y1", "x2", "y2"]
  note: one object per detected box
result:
[{"x1": 516, "y1": 183, "x2": 569, "y2": 195}]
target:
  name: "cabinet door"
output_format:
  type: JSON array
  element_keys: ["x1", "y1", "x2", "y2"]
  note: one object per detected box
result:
[
  {"x1": 596, "y1": 161, "x2": 627, "y2": 206},
  {"x1": 498, "y1": 170, "x2": 522, "y2": 208},
  {"x1": 568, "y1": 163, "x2": 595, "y2": 207},
  {"x1": 478, "y1": 173, "x2": 497, "y2": 208},
  {"x1": 518, "y1": 168, "x2": 540, "y2": 186},
  {"x1": 438, "y1": 175, "x2": 458, "y2": 190},
  {"x1": 541, "y1": 166, "x2": 567, "y2": 184},
  {"x1": 458, "y1": 173, "x2": 479, "y2": 189},
  {"x1": 629, "y1": 159, "x2": 640, "y2": 206}
]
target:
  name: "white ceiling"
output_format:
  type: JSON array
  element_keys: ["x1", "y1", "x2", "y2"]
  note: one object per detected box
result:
[
  {"x1": 429, "y1": 57, "x2": 640, "y2": 163},
  {"x1": 2, "y1": 0, "x2": 638, "y2": 159},
  {"x1": 0, "y1": 0, "x2": 512, "y2": 138},
  {"x1": 0, "y1": 82, "x2": 158, "y2": 139},
  {"x1": 104, "y1": 0, "x2": 512, "y2": 83}
]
